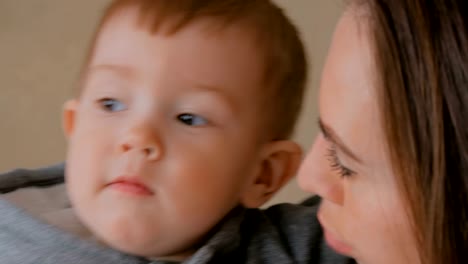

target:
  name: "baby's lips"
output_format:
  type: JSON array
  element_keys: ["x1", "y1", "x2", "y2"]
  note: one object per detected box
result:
[{"x1": 106, "y1": 176, "x2": 154, "y2": 196}]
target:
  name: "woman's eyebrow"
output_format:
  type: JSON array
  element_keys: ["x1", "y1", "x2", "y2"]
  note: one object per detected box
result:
[{"x1": 318, "y1": 118, "x2": 363, "y2": 164}]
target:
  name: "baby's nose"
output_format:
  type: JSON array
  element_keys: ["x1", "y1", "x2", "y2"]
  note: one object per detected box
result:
[{"x1": 119, "y1": 124, "x2": 163, "y2": 161}]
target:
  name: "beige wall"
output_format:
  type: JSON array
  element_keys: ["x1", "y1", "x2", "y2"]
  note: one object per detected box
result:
[{"x1": 0, "y1": 1, "x2": 342, "y2": 205}]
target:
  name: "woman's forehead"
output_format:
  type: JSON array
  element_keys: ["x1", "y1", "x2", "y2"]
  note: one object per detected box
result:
[{"x1": 319, "y1": 11, "x2": 386, "y2": 168}]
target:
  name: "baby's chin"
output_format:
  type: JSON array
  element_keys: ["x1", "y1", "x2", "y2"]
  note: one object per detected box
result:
[
  {"x1": 84, "y1": 215, "x2": 196, "y2": 259},
  {"x1": 99, "y1": 234, "x2": 195, "y2": 261},
  {"x1": 98, "y1": 233, "x2": 173, "y2": 258}
]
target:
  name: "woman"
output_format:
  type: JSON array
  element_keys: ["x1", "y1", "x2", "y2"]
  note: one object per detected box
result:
[{"x1": 298, "y1": 0, "x2": 467, "y2": 264}]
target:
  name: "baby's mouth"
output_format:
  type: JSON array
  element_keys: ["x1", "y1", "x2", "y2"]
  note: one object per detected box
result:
[{"x1": 106, "y1": 176, "x2": 154, "y2": 196}]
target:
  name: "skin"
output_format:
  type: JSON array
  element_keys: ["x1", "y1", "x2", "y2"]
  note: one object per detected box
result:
[
  {"x1": 297, "y1": 10, "x2": 420, "y2": 264},
  {"x1": 63, "y1": 7, "x2": 301, "y2": 261}
]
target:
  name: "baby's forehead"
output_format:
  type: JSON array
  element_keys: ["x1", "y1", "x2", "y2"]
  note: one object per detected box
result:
[
  {"x1": 96, "y1": 3, "x2": 265, "y2": 49},
  {"x1": 86, "y1": 9, "x2": 266, "y2": 100},
  {"x1": 90, "y1": 9, "x2": 265, "y2": 83},
  {"x1": 91, "y1": 4, "x2": 268, "y2": 67}
]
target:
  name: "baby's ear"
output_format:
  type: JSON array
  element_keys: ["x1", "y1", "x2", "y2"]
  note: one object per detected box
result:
[
  {"x1": 240, "y1": 140, "x2": 302, "y2": 208},
  {"x1": 62, "y1": 99, "x2": 79, "y2": 138}
]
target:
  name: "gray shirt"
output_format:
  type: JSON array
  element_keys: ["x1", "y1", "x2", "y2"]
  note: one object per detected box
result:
[{"x1": 0, "y1": 164, "x2": 354, "y2": 264}]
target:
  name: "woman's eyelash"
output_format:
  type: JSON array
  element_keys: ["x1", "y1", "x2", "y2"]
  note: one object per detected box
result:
[{"x1": 326, "y1": 145, "x2": 355, "y2": 178}]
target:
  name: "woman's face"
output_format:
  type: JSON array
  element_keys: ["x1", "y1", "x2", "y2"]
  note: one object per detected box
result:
[{"x1": 297, "y1": 11, "x2": 420, "y2": 264}]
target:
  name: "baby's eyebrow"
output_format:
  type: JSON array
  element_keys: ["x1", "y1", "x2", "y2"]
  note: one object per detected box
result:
[
  {"x1": 87, "y1": 64, "x2": 136, "y2": 79},
  {"x1": 182, "y1": 78, "x2": 239, "y2": 114}
]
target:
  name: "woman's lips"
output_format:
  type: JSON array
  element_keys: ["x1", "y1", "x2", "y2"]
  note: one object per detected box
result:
[
  {"x1": 106, "y1": 177, "x2": 154, "y2": 196},
  {"x1": 323, "y1": 228, "x2": 354, "y2": 256},
  {"x1": 318, "y1": 212, "x2": 354, "y2": 256}
]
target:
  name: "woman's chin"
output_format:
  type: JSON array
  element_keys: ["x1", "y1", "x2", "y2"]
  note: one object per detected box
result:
[{"x1": 323, "y1": 229, "x2": 354, "y2": 256}]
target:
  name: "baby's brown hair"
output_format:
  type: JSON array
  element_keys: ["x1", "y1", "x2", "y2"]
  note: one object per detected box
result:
[{"x1": 80, "y1": 0, "x2": 307, "y2": 140}]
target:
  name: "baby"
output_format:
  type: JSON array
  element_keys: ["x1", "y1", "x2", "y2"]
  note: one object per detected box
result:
[{"x1": 0, "y1": 1, "x2": 351, "y2": 264}]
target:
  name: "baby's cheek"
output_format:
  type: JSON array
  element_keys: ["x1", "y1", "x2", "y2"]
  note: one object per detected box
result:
[{"x1": 66, "y1": 150, "x2": 101, "y2": 211}]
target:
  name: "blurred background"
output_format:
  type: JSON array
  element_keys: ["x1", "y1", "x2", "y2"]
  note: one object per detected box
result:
[{"x1": 0, "y1": 0, "x2": 343, "y2": 205}]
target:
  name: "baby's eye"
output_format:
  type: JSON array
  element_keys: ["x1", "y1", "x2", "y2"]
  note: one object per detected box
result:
[
  {"x1": 98, "y1": 98, "x2": 127, "y2": 112},
  {"x1": 177, "y1": 113, "x2": 208, "y2": 126}
]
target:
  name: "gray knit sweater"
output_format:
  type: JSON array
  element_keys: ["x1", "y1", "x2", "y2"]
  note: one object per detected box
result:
[{"x1": 0, "y1": 164, "x2": 354, "y2": 264}]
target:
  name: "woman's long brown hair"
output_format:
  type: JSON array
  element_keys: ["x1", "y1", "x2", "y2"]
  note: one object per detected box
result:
[{"x1": 351, "y1": 0, "x2": 468, "y2": 263}]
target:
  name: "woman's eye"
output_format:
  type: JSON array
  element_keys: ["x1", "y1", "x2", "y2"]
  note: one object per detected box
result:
[
  {"x1": 326, "y1": 145, "x2": 356, "y2": 178},
  {"x1": 177, "y1": 113, "x2": 208, "y2": 126},
  {"x1": 98, "y1": 98, "x2": 127, "y2": 112}
]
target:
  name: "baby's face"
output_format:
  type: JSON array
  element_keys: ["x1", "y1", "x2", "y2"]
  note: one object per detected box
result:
[{"x1": 63, "y1": 7, "x2": 267, "y2": 259}]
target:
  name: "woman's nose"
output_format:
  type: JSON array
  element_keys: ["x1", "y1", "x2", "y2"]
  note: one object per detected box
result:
[
  {"x1": 119, "y1": 122, "x2": 163, "y2": 161},
  {"x1": 297, "y1": 135, "x2": 344, "y2": 205}
]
